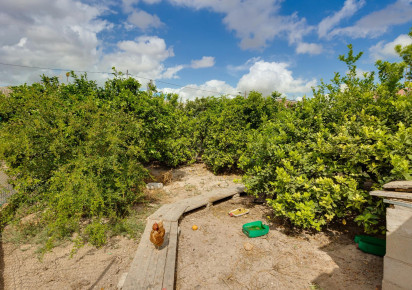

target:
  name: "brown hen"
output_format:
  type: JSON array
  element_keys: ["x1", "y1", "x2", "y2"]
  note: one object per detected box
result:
[{"x1": 150, "y1": 220, "x2": 165, "y2": 250}]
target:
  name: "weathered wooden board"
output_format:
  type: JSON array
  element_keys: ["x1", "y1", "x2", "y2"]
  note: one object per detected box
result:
[
  {"x1": 386, "y1": 206, "x2": 412, "y2": 236},
  {"x1": 184, "y1": 185, "x2": 245, "y2": 213},
  {"x1": 149, "y1": 204, "x2": 174, "y2": 220},
  {"x1": 123, "y1": 219, "x2": 174, "y2": 289},
  {"x1": 123, "y1": 219, "x2": 157, "y2": 289},
  {"x1": 382, "y1": 279, "x2": 403, "y2": 290},
  {"x1": 164, "y1": 203, "x2": 188, "y2": 222},
  {"x1": 146, "y1": 221, "x2": 172, "y2": 289},
  {"x1": 386, "y1": 232, "x2": 412, "y2": 265},
  {"x1": 383, "y1": 256, "x2": 412, "y2": 290},
  {"x1": 384, "y1": 199, "x2": 412, "y2": 209},
  {"x1": 383, "y1": 181, "x2": 412, "y2": 191},
  {"x1": 370, "y1": 190, "x2": 412, "y2": 200},
  {"x1": 162, "y1": 221, "x2": 178, "y2": 290},
  {"x1": 123, "y1": 184, "x2": 244, "y2": 289}
]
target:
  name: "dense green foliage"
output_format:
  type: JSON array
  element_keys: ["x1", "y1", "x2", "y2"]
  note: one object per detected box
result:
[
  {"x1": 1, "y1": 33, "x2": 411, "y2": 248},
  {"x1": 240, "y1": 46, "x2": 411, "y2": 233},
  {"x1": 183, "y1": 92, "x2": 282, "y2": 173},
  {"x1": 0, "y1": 72, "x2": 193, "y2": 248}
]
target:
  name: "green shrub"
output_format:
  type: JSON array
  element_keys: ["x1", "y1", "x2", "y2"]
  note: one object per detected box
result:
[{"x1": 240, "y1": 44, "x2": 412, "y2": 233}]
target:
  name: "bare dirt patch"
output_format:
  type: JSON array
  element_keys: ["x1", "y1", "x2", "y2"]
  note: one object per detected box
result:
[
  {"x1": 148, "y1": 163, "x2": 241, "y2": 204},
  {"x1": 1, "y1": 236, "x2": 137, "y2": 289},
  {"x1": 0, "y1": 163, "x2": 383, "y2": 289},
  {"x1": 176, "y1": 196, "x2": 383, "y2": 290},
  {"x1": 0, "y1": 163, "x2": 239, "y2": 289}
]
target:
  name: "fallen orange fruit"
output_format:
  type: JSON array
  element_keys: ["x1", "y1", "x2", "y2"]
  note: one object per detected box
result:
[{"x1": 192, "y1": 225, "x2": 198, "y2": 230}]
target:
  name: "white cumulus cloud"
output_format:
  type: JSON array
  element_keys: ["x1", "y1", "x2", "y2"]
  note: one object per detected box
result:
[
  {"x1": 99, "y1": 36, "x2": 177, "y2": 79},
  {"x1": 190, "y1": 56, "x2": 215, "y2": 69},
  {"x1": 127, "y1": 10, "x2": 164, "y2": 30},
  {"x1": 227, "y1": 57, "x2": 262, "y2": 74},
  {"x1": 369, "y1": 34, "x2": 412, "y2": 60},
  {"x1": 122, "y1": 0, "x2": 161, "y2": 12},
  {"x1": 318, "y1": 0, "x2": 365, "y2": 38},
  {"x1": 0, "y1": 0, "x2": 183, "y2": 86},
  {"x1": 162, "y1": 65, "x2": 185, "y2": 79},
  {"x1": 296, "y1": 42, "x2": 323, "y2": 55},
  {"x1": 237, "y1": 61, "x2": 316, "y2": 97},
  {"x1": 328, "y1": 0, "x2": 412, "y2": 38},
  {"x1": 168, "y1": 0, "x2": 316, "y2": 53},
  {"x1": 162, "y1": 59, "x2": 316, "y2": 100},
  {"x1": 161, "y1": 80, "x2": 239, "y2": 101},
  {"x1": 0, "y1": 0, "x2": 108, "y2": 85}
]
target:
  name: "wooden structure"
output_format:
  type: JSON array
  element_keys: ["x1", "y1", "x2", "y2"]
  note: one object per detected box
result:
[
  {"x1": 121, "y1": 184, "x2": 245, "y2": 290},
  {"x1": 370, "y1": 181, "x2": 412, "y2": 290}
]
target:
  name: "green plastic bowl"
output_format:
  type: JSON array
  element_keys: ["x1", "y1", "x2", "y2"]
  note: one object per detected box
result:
[
  {"x1": 242, "y1": 221, "x2": 269, "y2": 238},
  {"x1": 354, "y1": 235, "x2": 386, "y2": 257}
]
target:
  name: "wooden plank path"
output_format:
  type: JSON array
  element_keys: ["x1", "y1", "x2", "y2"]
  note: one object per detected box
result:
[{"x1": 121, "y1": 184, "x2": 245, "y2": 290}]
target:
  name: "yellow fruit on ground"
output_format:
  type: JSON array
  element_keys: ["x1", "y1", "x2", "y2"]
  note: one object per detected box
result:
[{"x1": 192, "y1": 225, "x2": 198, "y2": 230}]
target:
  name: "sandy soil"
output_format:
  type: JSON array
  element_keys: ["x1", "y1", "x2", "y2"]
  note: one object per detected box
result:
[
  {"x1": 1, "y1": 236, "x2": 137, "y2": 289},
  {"x1": 176, "y1": 197, "x2": 383, "y2": 290},
  {"x1": 0, "y1": 163, "x2": 383, "y2": 289},
  {"x1": 0, "y1": 163, "x2": 239, "y2": 289},
  {"x1": 149, "y1": 163, "x2": 241, "y2": 204}
]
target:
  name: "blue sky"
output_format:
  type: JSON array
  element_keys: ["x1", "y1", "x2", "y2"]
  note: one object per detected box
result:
[{"x1": 1, "y1": 0, "x2": 412, "y2": 100}]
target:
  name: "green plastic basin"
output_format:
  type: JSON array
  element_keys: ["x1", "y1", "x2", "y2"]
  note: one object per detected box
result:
[
  {"x1": 242, "y1": 221, "x2": 269, "y2": 238},
  {"x1": 354, "y1": 235, "x2": 386, "y2": 257}
]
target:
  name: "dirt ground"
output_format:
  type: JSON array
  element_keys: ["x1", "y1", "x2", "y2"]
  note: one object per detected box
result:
[
  {"x1": 0, "y1": 163, "x2": 240, "y2": 289},
  {"x1": 176, "y1": 197, "x2": 383, "y2": 290},
  {"x1": 0, "y1": 163, "x2": 383, "y2": 289}
]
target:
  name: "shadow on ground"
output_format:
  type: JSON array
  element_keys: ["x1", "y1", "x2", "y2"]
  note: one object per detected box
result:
[{"x1": 0, "y1": 234, "x2": 4, "y2": 290}]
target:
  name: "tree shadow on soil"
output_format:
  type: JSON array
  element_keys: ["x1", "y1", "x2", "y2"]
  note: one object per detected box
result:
[
  {"x1": 0, "y1": 235, "x2": 4, "y2": 290},
  {"x1": 257, "y1": 204, "x2": 384, "y2": 289},
  {"x1": 311, "y1": 242, "x2": 383, "y2": 289},
  {"x1": 278, "y1": 221, "x2": 383, "y2": 289}
]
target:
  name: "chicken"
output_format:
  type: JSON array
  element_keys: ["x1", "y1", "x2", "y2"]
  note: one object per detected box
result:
[{"x1": 150, "y1": 220, "x2": 165, "y2": 250}]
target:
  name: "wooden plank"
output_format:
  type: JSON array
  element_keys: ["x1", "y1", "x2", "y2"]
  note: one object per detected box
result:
[
  {"x1": 164, "y1": 203, "x2": 188, "y2": 222},
  {"x1": 184, "y1": 185, "x2": 245, "y2": 213},
  {"x1": 123, "y1": 183, "x2": 245, "y2": 289},
  {"x1": 150, "y1": 203, "x2": 188, "y2": 222},
  {"x1": 123, "y1": 219, "x2": 157, "y2": 289},
  {"x1": 162, "y1": 221, "x2": 178, "y2": 290},
  {"x1": 384, "y1": 199, "x2": 412, "y2": 209},
  {"x1": 151, "y1": 222, "x2": 172, "y2": 289},
  {"x1": 183, "y1": 195, "x2": 210, "y2": 212},
  {"x1": 146, "y1": 221, "x2": 172, "y2": 289},
  {"x1": 383, "y1": 181, "x2": 412, "y2": 191},
  {"x1": 386, "y1": 207, "x2": 412, "y2": 236},
  {"x1": 370, "y1": 190, "x2": 412, "y2": 201},
  {"x1": 386, "y1": 232, "x2": 412, "y2": 265},
  {"x1": 149, "y1": 204, "x2": 174, "y2": 220},
  {"x1": 383, "y1": 256, "x2": 412, "y2": 289},
  {"x1": 382, "y1": 279, "x2": 403, "y2": 290}
]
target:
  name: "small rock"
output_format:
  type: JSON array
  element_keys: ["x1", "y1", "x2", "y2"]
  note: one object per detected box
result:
[
  {"x1": 146, "y1": 183, "x2": 163, "y2": 190},
  {"x1": 243, "y1": 242, "x2": 254, "y2": 251}
]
